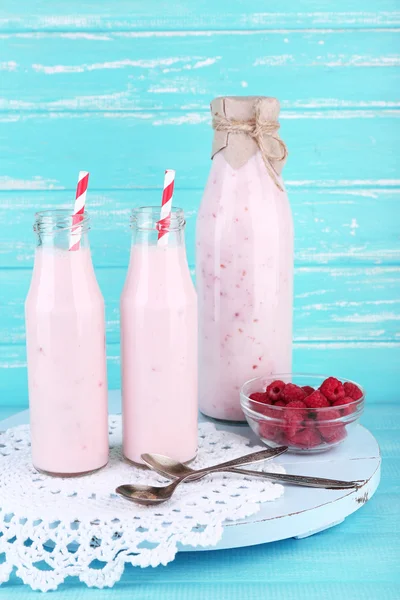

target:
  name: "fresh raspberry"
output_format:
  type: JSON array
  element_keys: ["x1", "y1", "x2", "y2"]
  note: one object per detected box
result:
[
  {"x1": 316, "y1": 407, "x2": 345, "y2": 443},
  {"x1": 304, "y1": 412, "x2": 317, "y2": 425},
  {"x1": 265, "y1": 380, "x2": 286, "y2": 402},
  {"x1": 304, "y1": 406, "x2": 338, "y2": 426},
  {"x1": 317, "y1": 408, "x2": 342, "y2": 422},
  {"x1": 265, "y1": 407, "x2": 279, "y2": 419},
  {"x1": 253, "y1": 404, "x2": 277, "y2": 418},
  {"x1": 282, "y1": 418, "x2": 304, "y2": 439},
  {"x1": 283, "y1": 401, "x2": 306, "y2": 437},
  {"x1": 343, "y1": 382, "x2": 363, "y2": 401},
  {"x1": 332, "y1": 396, "x2": 357, "y2": 416},
  {"x1": 249, "y1": 392, "x2": 274, "y2": 417},
  {"x1": 285, "y1": 400, "x2": 307, "y2": 411},
  {"x1": 274, "y1": 400, "x2": 286, "y2": 407},
  {"x1": 259, "y1": 421, "x2": 282, "y2": 442},
  {"x1": 287, "y1": 428, "x2": 321, "y2": 449},
  {"x1": 318, "y1": 423, "x2": 347, "y2": 444},
  {"x1": 319, "y1": 377, "x2": 345, "y2": 403},
  {"x1": 249, "y1": 392, "x2": 269, "y2": 404},
  {"x1": 302, "y1": 385, "x2": 315, "y2": 396},
  {"x1": 282, "y1": 383, "x2": 306, "y2": 403},
  {"x1": 304, "y1": 391, "x2": 330, "y2": 409}
]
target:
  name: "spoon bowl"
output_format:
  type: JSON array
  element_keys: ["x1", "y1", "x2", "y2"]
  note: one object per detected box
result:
[
  {"x1": 141, "y1": 453, "x2": 194, "y2": 479},
  {"x1": 116, "y1": 481, "x2": 179, "y2": 505}
]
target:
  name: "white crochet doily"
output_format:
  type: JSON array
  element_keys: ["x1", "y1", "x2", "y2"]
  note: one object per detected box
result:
[{"x1": 0, "y1": 415, "x2": 284, "y2": 591}]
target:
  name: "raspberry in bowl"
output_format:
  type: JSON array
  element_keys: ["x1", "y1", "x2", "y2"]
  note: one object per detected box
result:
[{"x1": 240, "y1": 374, "x2": 365, "y2": 453}]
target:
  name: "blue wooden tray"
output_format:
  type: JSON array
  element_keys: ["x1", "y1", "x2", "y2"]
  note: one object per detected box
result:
[
  {"x1": 182, "y1": 419, "x2": 381, "y2": 550},
  {"x1": 0, "y1": 392, "x2": 380, "y2": 552}
]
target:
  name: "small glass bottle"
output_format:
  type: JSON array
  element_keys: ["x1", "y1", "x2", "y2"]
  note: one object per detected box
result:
[
  {"x1": 25, "y1": 210, "x2": 109, "y2": 476},
  {"x1": 121, "y1": 207, "x2": 198, "y2": 465},
  {"x1": 196, "y1": 96, "x2": 294, "y2": 421}
]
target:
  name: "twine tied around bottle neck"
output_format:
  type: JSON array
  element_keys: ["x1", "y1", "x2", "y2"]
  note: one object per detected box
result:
[{"x1": 212, "y1": 99, "x2": 287, "y2": 192}]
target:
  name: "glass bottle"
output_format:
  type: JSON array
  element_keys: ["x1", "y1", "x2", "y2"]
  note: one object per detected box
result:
[
  {"x1": 25, "y1": 210, "x2": 109, "y2": 476},
  {"x1": 196, "y1": 96, "x2": 294, "y2": 421},
  {"x1": 121, "y1": 207, "x2": 198, "y2": 465}
]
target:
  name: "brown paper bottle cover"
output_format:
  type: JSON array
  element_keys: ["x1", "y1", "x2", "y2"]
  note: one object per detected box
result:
[{"x1": 210, "y1": 96, "x2": 288, "y2": 180}]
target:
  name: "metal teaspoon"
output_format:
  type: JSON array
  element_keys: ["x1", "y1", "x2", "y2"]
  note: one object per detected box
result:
[{"x1": 116, "y1": 446, "x2": 287, "y2": 505}]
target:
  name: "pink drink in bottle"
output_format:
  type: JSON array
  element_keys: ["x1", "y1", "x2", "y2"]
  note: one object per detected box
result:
[
  {"x1": 121, "y1": 207, "x2": 198, "y2": 465},
  {"x1": 196, "y1": 96, "x2": 293, "y2": 421},
  {"x1": 25, "y1": 210, "x2": 109, "y2": 475}
]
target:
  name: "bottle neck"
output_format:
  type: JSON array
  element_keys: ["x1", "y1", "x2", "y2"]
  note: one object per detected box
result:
[
  {"x1": 33, "y1": 210, "x2": 91, "y2": 251},
  {"x1": 130, "y1": 207, "x2": 186, "y2": 248}
]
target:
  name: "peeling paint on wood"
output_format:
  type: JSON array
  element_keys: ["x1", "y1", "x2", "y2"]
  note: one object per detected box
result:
[
  {"x1": 1, "y1": 29, "x2": 399, "y2": 113},
  {"x1": 0, "y1": 114, "x2": 398, "y2": 190},
  {"x1": 1, "y1": 1, "x2": 400, "y2": 31}
]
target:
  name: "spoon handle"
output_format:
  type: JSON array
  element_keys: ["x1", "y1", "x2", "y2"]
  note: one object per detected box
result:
[
  {"x1": 186, "y1": 446, "x2": 288, "y2": 481},
  {"x1": 219, "y1": 467, "x2": 362, "y2": 490}
]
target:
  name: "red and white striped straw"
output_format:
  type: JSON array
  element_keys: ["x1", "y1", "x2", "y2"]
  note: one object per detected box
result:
[
  {"x1": 69, "y1": 170, "x2": 89, "y2": 251},
  {"x1": 157, "y1": 169, "x2": 175, "y2": 245}
]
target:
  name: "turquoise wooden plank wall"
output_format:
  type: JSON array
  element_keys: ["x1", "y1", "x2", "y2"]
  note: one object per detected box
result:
[{"x1": 0, "y1": 1, "x2": 399, "y2": 408}]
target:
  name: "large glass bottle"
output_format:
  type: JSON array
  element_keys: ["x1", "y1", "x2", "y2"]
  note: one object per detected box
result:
[
  {"x1": 25, "y1": 210, "x2": 109, "y2": 475},
  {"x1": 196, "y1": 96, "x2": 294, "y2": 421},
  {"x1": 121, "y1": 207, "x2": 198, "y2": 465}
]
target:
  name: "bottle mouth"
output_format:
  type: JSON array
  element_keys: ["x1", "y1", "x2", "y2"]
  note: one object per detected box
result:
[
  {"x1": 130, "y1": 206, "x2": 185, "y2": 231},
  {"x1": 34, "y1": 209, "x2": 90, "y2": 233}
]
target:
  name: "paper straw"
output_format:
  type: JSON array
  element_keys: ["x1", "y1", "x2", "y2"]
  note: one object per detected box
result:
[
  {"x1": 157, "y1": 169, "x2": 175, "y2": 246},
  {"x1": 69, "y1": 171, "x2": 89, "y2": 251}
]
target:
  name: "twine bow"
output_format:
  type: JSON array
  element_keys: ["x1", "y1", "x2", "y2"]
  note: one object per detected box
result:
[{"x1": 212, "y1": 99, "x2": 287, "y2": 191}]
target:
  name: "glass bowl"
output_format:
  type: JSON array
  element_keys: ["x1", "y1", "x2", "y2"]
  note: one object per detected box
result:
[{"x1": 240, "y1": 374, "x2": 365, "y2": 453}]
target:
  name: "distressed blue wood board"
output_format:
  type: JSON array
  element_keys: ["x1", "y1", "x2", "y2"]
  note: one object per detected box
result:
[
  {"x1": 1, "y1": 30, "x2": 399, "y2": 111},
  {"x1": 1, "y1": 0, "x2": 399, "y2": 30},
  {"x1": 2, "y1": 581, "x2": 399, "y2": 600},
  {"x1": 1, "y1": 189, "x2": 399, "y2": 266},
  {"x1": 1, "y1": 114, "x2": 399, "y2": 189}
]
